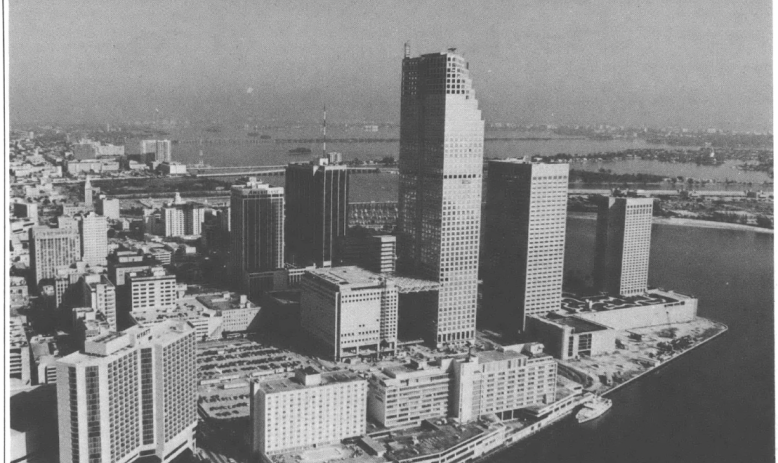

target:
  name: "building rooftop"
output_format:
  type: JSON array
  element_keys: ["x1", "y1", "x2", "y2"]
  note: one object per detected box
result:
[
  {"x1": 308, "y1": 266, "x2": 388, "y2": 286},
  {"x1": 196, "y1": 292, "x2": 256, "y2": 312},
  {"x1": 560, "y1": 289, "x2": 683, "y2": 313},
  {"x1": 382, "y1": 421, "x2": 490, "y2": 461},
  {"x1": 255, "y1": 369, "x2": 362, "y2": 394},
  {"x1": 544, "y1": 314, "x2": 609, "y2": 334}
]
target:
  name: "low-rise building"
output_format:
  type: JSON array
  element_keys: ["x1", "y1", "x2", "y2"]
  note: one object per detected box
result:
[
  {"x1": 9, "y1": 316, "x2": 31, "y2": 387},
  {"x1": 300, "y1": 266, "x2": 398, "y2": 360},
  {"x1": 10, "y1": 276, "x2": 29, "y2": 308},
  {"x1": 250, "y1": 367, "x2": 367, "y2": 456},
  {"x1": 368, "y1": 358, "x2": 453, "y2": 429},
  {"x1": 526, "y1": 315, "x2": 616, "y2": 360},
  {"x1": 127, "y1": 266, "x2": 177, "y2": 312}
]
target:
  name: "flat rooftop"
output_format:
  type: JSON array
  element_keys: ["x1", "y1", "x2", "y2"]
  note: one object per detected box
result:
[
  {"x1": 309, "y1": 266, "x2": 385, "y2": 285},
  {"x1": 255, "y1": 370, "x2": 362, "y2": 394},
  {"x1": 561, "y1": 290, "x2": 681, "y2": 313},
  {"x1": 382, "y1": 421, "x2": 489, "y2": 460},
  {"x1": 545, "y1": 314, "x2": 608, "y2": 333}
]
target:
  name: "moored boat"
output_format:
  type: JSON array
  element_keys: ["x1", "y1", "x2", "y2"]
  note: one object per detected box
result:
[{"x1": 576, "y1": 395, "x2": 612, "y2": 423}]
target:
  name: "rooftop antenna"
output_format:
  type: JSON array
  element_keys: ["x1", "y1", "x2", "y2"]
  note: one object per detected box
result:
[
  {"x1": 404, "y1": 42, "x2": 411, "y2": 58},
  {"x1": 322, "y1": 104, "x2": 327, "y2": 157}
]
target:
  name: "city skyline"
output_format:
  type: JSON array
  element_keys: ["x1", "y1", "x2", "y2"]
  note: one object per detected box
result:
[{"x1": 9, "y1": 1, "x2": 772, "y2": 132}]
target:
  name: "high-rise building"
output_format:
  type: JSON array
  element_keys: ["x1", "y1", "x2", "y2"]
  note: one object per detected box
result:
[
  {"x1": 81, "y1": 274, "x2": 118, "y2": 331},
  {"x1": 230, "y1": 179, "x2": 285, "y2": 292},
  {"x1": 30, "y1": 226, "x2": 81, "y2": 286},
  {"x1": 285, "y1": 158, "x2": 349, "y2": 267},
  {"x1": 56, "y1": 321, "x2": 197, "y2": 463},
  {"x1": 79, "y1": 212, "x2": 108, "y2": 266},
  {"x1": 397, "y1": 48, "x2": 484, "y2": 346},
  {"x1": 338, "y1": 230, "x2": 397, "y2": 274},
  {"x1": 250, "y1": 367, "x2": 367, "y2": 456},
  {"x1": 451, "y1": 344, "x2": 557, "y2": 422},
  {"x1": 161, "y1": 193, "x2": 205, "y2": 237},
  {"x1": 593, "y1": 196, "x2": 654, "y2": 296},
  {"x1": 137, "y1": 139, "x2": 172, "y2": 163},
  {"x1": 482, "y1": 160, "x2": 569, "y2": 333},
  {"x1": 300, "y1": 266, "x2": 397, "y2": 360},
  {"x1": 96, "y1": 196, "x2": 120, "y2": 219},
  {"x1": 83, "y1": 176, "x2": 93, "y2": 207}
]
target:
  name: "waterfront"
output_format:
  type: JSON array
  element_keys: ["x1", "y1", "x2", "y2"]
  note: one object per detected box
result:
[{"x1": 488, "y1": 217, "x2": 774, "y2": 463}]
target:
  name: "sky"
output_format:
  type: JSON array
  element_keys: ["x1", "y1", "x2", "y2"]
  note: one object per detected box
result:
[{"x1": 9, "y1": 0, "x2": 773, "y2": 131}]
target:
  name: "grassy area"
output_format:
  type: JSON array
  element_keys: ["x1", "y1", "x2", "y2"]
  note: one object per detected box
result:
[{"x1": 93, "y1": 177, "x2": 234, "y2": 195}]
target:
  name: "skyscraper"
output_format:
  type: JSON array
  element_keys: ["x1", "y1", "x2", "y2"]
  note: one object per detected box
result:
[
  {"x1": 285, "y1": 158, "x2": 349, "y2": 267},
  {"x1": 161, "y1": 193, "x2": 206, "y2": 237},
  {"x1": 83, "y1": 176, "x2": 93, "y2": 207},
  {"x1": 56, "y1": 320, "x2": 197, "y2": 463},
  {"x1": 230, "y1": 179, "x2": 285, "y2": 292},
  {"x1": 593, "y1": 196, "x2": 654, "y2": 296},
  {"x1": 139, "y1": 139, "x2": 172, "y2": 163},
  {"x1": 482, "y1": 160, "x2": 569, "y2": 333},
  {"x1": 397, "y1": 48, "x2": 484, "y2": 346},
  {"x1": 79, "y1": 212, "x2": 108, "y2": 267},
  {"x1": 30, "y1": 226, "x2": 81, "y2": 286}
]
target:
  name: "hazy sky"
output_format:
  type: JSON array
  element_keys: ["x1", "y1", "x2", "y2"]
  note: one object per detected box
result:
[{"x1": 10, "y1": 0, "x2": 772, "y2": 130}]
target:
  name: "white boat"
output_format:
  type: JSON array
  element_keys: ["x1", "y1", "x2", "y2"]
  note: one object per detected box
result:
[{"x1": 576, "y1": 395, "x2": 612, "y2": 424}]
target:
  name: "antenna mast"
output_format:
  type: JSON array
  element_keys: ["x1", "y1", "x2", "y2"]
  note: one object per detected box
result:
[{"x1": 322, "y1": 104, "x2": 327, "y2": 157}]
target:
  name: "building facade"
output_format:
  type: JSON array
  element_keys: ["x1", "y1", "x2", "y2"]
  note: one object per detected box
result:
[
  {"x1": 482, "y1": 160, "x2": 569, "y2": 333},
  {"x1": 79, "y1": 212, "x2": 108, "y2": 267},
  {"x1": 397, "y1": 49, "x2": 484, "y2": 346},
  {"x1": 451, "y1": 345, "x2": 557, "y2": 422},
  {"x1": 300, "y1": 266, "x2": 398, "y2": 360},
  {"x1": 285, "y1": 159, "x2": 349, "y2": 267},
  {"x1": 56, "y1": 321, "x2": 197, "y2": 463},
  {"x1": 250, "y1": 368, "x2": 367, "y2": 456},
  {"x1": 230, "y1": 179, "x2": 285, "y2": 292},
  {"x1": 367, "y1": 359, "x2": 453, "y2": 429},
  {"x1": 30, "y1": 226, "x2": 81, "y2": 286},
  {"x1": 127, "y1": 267, "x2": 177, "y2": 312},
  {"x1": 594, "y1": 196, "x2": 654, "y2": 296},
  {"x1": 82, "y1": 274, "x2": 118, "y2": 331}
]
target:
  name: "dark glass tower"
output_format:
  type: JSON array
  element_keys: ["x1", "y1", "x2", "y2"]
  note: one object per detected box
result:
[{"x1": 285, "y1": 159, "x2": 349, "y2": 268}]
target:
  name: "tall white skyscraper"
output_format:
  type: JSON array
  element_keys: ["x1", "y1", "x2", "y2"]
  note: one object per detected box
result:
[
  {"x1": 482, "y1": 160, "x2": 569, "y2": 332},
  {"x1": 79, "y1": 212, "x2": 108, "y2": 267},
  {"x1": 398, "y1": 48, "x2": 484, "y2": 346},
  {"x1": 594, "y1": 196, "x2": 654, "y2": 296},
  {"x1": 56, "y1": 320, "x2": 197, "y2": 463}
]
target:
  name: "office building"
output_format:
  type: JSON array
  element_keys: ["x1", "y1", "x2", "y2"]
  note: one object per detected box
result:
[
  {"x1": 285, "y1": 158, "x2": 349, "y2": 267},
  {"x1": 9, "y1": 316, "x2": 31, "y2": 385},
  {"x1": 84, "y1": 176, "x2": 93, "y2": 207},
  {"x1": 127, "y1": 139, "x2": 172, "y2": 163},
  {"x1": 397, "y1": 48, "x2": 484, "y2": 346},
  {"x1": 230, "y1": 179, "x2": 285, "y2": 292},
  {"x1": 161, "y1": 193, "x2": 205, "y2": 237},
  {"x1": 300, "y1": 266, "x2": 398, "y2": 360},
  {"x1": 594, "y1": 196, "x2": 654, "y2": 296},
  {"x1": 13, "y1": 200, "x2": 38, "y2": 222},
  {"x1": 108, "y1": 250, "x2": 161, "y2": 286},
  {"x1": 96, "y1": 196, "x2": 120, "y2": 219},
  {"x1": 339, "y1": 229, "x2": 397, "y2": 274},
  {"x1": 56, "y1": 321, "x2": 197, "y2": 463},
  {"x1": 82, "y1": 274, "x2": 118, "y2": 331},
  {"x1": 127, "y1": 267, "x2": 177, "y2": 312},
  {"x1": 79, "y1": 212, "x2": 108, "y2": 267},
  {"x1": 367, "y1": 358, "x2": 453, "y2": 429},
  {"x1": 250, "y1": 367, "x2": 367, "y2": 456},
  {"x1": 451, "y1": 344, "x2": 557, "y2": 422},
  {"x1": 30, "y1": 226, "x2": 81, "y2": 286},
  {"x1": 482, "y1": 160, "x2": 569, "y2": 333}
]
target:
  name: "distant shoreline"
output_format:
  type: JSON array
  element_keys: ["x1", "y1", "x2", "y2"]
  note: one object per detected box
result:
[{"x1": 568, "y1": 212, "x2": 774, "y2": 234}]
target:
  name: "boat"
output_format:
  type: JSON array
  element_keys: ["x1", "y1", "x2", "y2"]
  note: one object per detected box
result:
[
  {"x1": 576, "y1": 395, "x2": 612, "y2": 424},
  {"x1": 288, "y1": 147, "x2": 312, "y2": 155}
]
